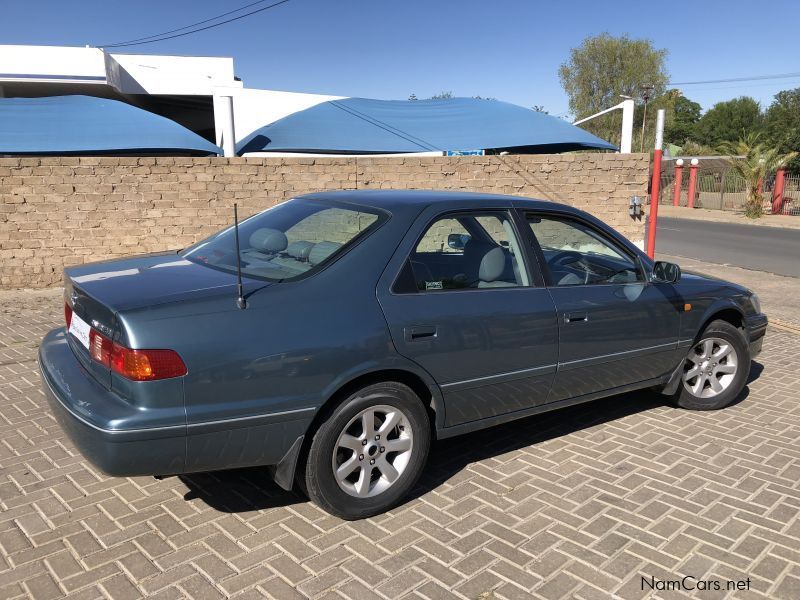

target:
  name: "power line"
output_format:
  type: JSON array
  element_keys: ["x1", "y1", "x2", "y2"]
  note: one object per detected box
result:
[
  {"x1": 670, "y1": 72, "x2": 800, "y2": 86},
  {"x1": 99, "y1": 0, "x2": 272, "y2": 48},
  {"x1": 98, "y1": 0, "x2": 294, "y2": 49},
  {"x1": 681, "y1": 79, "x2": 800, "y2": 93}
]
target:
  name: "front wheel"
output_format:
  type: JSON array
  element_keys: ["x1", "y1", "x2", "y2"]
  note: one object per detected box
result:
[
  {"x1": 302, "y1": 382, "x2": 430, "y2": 519},
  {"x1": 675, "y1": 319, "x2": 750, "y2": 410}
]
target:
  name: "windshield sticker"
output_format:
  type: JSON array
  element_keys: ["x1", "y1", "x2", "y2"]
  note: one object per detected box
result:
[{"x1": 425, "y1": 281, "x2": 444, "y2": 290}]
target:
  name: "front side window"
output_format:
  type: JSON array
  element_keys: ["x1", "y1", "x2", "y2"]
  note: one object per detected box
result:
[
  {"x1": 400, "y1": 211, "x2": 529, "y2": 292},
  {"x1": 528, "y1": 215, "x2": 643, "y2": 286},
  {"x1": 182, "y1": 199, "x2": 385, "y2": 282}
]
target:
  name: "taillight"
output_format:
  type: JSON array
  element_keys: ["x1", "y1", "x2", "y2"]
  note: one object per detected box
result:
[
  {"x1": 65, "y1": 302, "x2": 73, "y2": 328},
  {"x1": 85, "y1": 325, "x2": 186, "y2": 381},
  {"x1": 110, "y1": 346, "x2": 187, "y2": 381},
  {"x1": 89, "y1": 329, "x2": 113, "y2": 366}
]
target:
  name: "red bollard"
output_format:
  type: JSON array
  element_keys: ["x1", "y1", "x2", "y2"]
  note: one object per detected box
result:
[
  {"x1": 672, "y1": 159, "x2": 684, "y2": 206},
  {"x1": 687, "y1": 158, "x2": 699, "y2": 208},
  {"x1": 772, "y1": 168, "x2": 786, "y2": 214}
]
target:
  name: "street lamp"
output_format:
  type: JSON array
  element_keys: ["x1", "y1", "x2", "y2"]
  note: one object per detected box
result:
[{"x1": 639, "y1": 85, "x2": 655, "y2": 153}]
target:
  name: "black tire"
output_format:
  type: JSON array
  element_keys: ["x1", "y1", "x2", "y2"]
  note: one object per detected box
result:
[
  {"x1": 302, "y1": 381, "x2": 430, "y2": 520},
  {"x1": 675, "y1": 319, "x2": 750, "y2": 410}
]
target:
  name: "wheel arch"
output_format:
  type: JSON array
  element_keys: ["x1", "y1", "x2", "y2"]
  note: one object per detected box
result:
[
  {"x1": 316, "y1": 368, "x2": 441, "y2": 432},
  {"x1": 278, "y1": 365, "x2": 443, "y2": 493},
  {"x1": 698, "y1": 302, "x2": 745, "y2": 335}
]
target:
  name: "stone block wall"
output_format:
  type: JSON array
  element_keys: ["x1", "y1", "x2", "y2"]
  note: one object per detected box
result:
[{"x1": 0, "y1": 154, "x2": 649, "y2": 288}]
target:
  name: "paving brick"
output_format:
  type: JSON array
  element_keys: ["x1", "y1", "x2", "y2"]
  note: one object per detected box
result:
[{"x1": 1, "y1": 294, "x2": 798, "y2": 598}]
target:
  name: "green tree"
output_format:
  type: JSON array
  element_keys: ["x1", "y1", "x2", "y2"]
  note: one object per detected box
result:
[
  {"x1": 559, "y1": 32, "x2": 668, "y2": 142},
  {"x1": 632, "y1": 89, "x2": 701, "y2": 151},
  {"x1": 532, "y1": 105, "x2": 548, "y2": 113},
  {"x1": 696, "y1": 97, "x2": 763, "y2": 146},
  {"x1": 764, "y1": 88, "x2": 800, "y2": 171},
  {"x1": 719, "y1": 134, "x2": 797, "y2": 218},
  {"x1": 663, "y1": 91, "x2": 702, "y2": 146},
  {"x1": 429, "y1": 91, "x2": 454, "y2": 100}
]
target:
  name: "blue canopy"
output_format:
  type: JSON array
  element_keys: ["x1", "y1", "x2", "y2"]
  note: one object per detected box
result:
[
  {"x1": 237, "y1": 97, "x2": 616, "y2": 155},
  {"x1": 0, "y1": 95, "x2": 221, "y2": 156}
]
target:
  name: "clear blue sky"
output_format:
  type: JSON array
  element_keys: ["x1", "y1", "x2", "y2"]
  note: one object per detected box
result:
[{"x1": 5, "y1": 0, "x2": 799, "y2": 118}]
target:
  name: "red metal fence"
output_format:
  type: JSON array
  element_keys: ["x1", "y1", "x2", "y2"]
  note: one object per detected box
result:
[{"x1": 657, "y1": 167, "x2": 800, "y2": 216}]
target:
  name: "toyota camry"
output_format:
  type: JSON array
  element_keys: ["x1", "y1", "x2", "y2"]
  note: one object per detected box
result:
[{"x1": 39, "y1": 191, "x2": 767, "y2": 519}]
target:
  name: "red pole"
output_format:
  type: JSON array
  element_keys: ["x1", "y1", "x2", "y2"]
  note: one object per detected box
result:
[
  {"x1": 672, "y1": 159, "x2": 684, "y2": 206},
  {"x1": 646, "y1": 149, "x2": 663, "y2": 258},
  {"x1": 645, "y1": 109, "x2": 665, "y2": 259},
  {"x1": 772, "y1": 168, "x2": 786, "y2": 214},
  {"x1": 687, "y1": 158, "x2": 699, "y2": 208}
]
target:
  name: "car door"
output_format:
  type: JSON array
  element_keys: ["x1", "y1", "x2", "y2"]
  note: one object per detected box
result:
[
  {"x1": 377, "y1": 206, "x2": 558, "y2": 428},
  {"x1": 524, "y1": 211, "x2": 682, "y2": 402}
]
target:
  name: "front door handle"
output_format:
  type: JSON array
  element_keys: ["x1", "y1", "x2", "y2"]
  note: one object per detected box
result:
[
  {"x1": 404, "y1": 325, "x2": 438, "y2": 342},
  {"x1": 564, "y1": 312, "x2": 588, "y2": 323}
]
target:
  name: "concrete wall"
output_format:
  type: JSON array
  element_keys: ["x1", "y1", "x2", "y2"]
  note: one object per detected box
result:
[{"x1": 0, "y1": 153, "x2": 649, "y2": 289}]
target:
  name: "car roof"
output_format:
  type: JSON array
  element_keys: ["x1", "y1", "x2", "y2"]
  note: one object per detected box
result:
[{"x1": 298, "y1": 189, "x2": 575, "y2": 214}]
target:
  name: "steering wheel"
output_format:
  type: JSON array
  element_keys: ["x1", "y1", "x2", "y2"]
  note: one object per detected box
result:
[
  {"x1": 549, "y1": 250, "x2": 592, "y2": 284},
  {"x1": 549, "y1": 250, "x2": 584, "y2": 267}
]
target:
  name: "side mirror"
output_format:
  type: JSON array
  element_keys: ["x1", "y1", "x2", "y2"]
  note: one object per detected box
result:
[
  {"x1": 447, "y1": 233, "x2": 470, "y2": 250},
  {"x1": 652, "y1": 261, "x2": 681, "y2": 283}
]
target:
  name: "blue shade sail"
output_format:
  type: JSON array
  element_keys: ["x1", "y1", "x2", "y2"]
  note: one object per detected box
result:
[
  {"x1": 237, "y1": 97, "x2": 616, "y2": 155},
  {"x1": 0, "y1": 95, "x2": 221, "y2": 156}
]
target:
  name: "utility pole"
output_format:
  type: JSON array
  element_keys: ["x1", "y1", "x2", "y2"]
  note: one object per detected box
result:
[{"x1": 639, "y1": 85, "x2": 655, "y2": 153}]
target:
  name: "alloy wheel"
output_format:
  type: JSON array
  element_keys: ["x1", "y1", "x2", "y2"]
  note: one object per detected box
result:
[
  {"x1": 332, "y1": 404, "x2": 414, "y2": 498},
  {"x1": 682, "y1": 337, "x2": 739, "y2": 399}
]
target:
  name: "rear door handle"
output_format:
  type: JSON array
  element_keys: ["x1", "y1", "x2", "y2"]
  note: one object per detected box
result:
[
  {"x1": 404, "y1": 325, "x2": 438, "y2": 342},
  {"x1": 564, "y1": 312, "x2": 588, "y2": 323}
]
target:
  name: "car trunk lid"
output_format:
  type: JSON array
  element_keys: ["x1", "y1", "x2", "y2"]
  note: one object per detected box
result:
[
  {"x1": 65, "y1": 252, "x2": 247, "y2": 313},
  {"x1": 63, "y1": 252, "x2": 263, "y2": 389}
]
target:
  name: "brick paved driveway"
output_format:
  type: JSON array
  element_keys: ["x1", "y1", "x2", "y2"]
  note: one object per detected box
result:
[{"x1": 1, "y1": 290, "x2": 799, "y2": 600}]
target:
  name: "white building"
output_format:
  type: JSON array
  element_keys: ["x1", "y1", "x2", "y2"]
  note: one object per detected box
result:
[{"x1": 0, "y1": 45, "x2": 342, "y2": 156}]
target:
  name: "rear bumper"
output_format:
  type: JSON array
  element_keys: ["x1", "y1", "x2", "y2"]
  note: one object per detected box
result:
[
  {"x1": 746, "y1": 313, "x2": 768, "y2": 358},
  {"x1": 39, "y1": 328, "x2": 186, "y2": 477}
]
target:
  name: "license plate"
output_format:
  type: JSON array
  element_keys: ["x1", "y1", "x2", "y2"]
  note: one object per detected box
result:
[{"x1": 68, "y1": 311, "x2": 91, "y2": 350}]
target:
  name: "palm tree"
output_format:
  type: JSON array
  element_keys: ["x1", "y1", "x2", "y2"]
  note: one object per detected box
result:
[{"x1": 719, "y1": 134, "x2": 797, "y2": 218}]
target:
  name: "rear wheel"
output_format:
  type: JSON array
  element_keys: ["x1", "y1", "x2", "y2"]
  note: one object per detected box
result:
[
  {"x1": 302, "y1": 381, "x2": 430, "y2": 519},
  {"x1": 675, "y1": 319, "x2": 749, "y2": 410}
]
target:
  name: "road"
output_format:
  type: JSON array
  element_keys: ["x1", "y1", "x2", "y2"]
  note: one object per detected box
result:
[{"x1": 654, "y1": 217, "x2": 800, "y2": 278}]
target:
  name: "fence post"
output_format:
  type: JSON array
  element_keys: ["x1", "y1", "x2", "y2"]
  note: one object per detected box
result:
[
  {"x1": 620, "y1": 99, "x2": 634, "y2": 154},
  {"x1": 687, "y1": 158, "x2": 699, "y2": 208},
  {"x1": 772, "y1": 168, "x2": 786, "y2": 214},
  {"x1": 219, "y1": 95, "x2": 237, "y2": 158},
  {"x1": 672, "y1": 159, "x2": 684, "y2": 206}
]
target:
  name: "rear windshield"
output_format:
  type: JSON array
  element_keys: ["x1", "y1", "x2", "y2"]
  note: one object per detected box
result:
[{"x1": 181, "y1": 198, "x2": 386, "y2": 282}]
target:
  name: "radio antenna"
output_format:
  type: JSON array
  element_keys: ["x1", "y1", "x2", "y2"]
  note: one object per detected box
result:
[{"x1": 233, "y1": 203, "x2": 247, "y2": 309}]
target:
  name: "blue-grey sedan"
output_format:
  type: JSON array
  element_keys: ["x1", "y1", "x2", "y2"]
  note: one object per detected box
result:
[{"x1": 39, "y1": 191, "x2": 768, "y2": 519}]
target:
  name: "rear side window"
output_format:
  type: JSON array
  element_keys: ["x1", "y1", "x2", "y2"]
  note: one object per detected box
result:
[
  {"x1": 396, "y1": 211, "x2": 529, "y2": 292},
  {"x1": 182, "y1": 199, "x2": 385, "y2": 282}
]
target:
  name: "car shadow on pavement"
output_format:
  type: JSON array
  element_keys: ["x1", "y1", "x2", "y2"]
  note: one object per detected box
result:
[
  {"x1": 179, "y1": 468, "x2": 304, "y2": 512},
  {"x1": 177, "y1": 361, "x2": 764, "y2": 514}
]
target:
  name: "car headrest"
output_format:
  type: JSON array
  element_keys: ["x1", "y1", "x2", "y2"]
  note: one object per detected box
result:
[
  {"x1": 464, "y1": 238, "x2": 494, "y2": 261},
  {"x1": 249, "y1": 228, "x2": 288, "y2": 253},
  {"x1": 479, "y1": 246, "x2": 506, "y2": 283},
  {"x1": 308, "y1": 241, "x2": 342, "y2": 266},
  {"x1": 286, "y1": 240, "x2": 314, "y2": 261}
]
